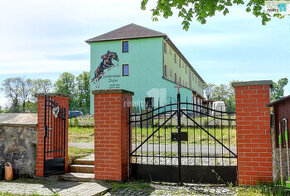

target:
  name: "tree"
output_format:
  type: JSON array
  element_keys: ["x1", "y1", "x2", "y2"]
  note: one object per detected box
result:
[
  {"x1": 204, "y1": 82, "x2": 236, "y2": 112},
  {"x1": 19, "y1": 78, "x2": 33, "y2": 112},
  {"x1": 75, "y1": 72, "x2": 90, "y2": 114},
  {"x1": 141, "y1": 0, "x2": 278, "y2": 30},
  {"x1": 204, "y1": 83, "x2": 216, "y2": 100},
  {"x1": 1, "y1": 77, "x2": 23, "y2": 112},
  {"x1": 32, "y1": 79, "x2": 52, "y2": 94},
  {"x1": 271, "y1": 78, "x2": 288, "y2": 101},
  {"x1": 54, "y1": 72, "x2": 76, "y2": 108}
]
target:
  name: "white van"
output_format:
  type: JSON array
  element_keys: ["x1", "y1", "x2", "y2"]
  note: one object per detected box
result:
[{"x1": 212, "y1": 101, "x2": 226, "y2": 115}]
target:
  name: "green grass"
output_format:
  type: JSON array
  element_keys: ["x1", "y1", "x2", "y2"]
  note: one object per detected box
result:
[
  {"x1": 132, "y1": 126, "x2": 236, "y2": 146},
  {"x1": 111, "y1": 182, "x2": 152, "y2": 192},
  {"x1": 68, "y1": 146, "x2": 94, "y2": 159},
  {"x1": 68, "y1": 127, "x2": 94, "y2": 143}
]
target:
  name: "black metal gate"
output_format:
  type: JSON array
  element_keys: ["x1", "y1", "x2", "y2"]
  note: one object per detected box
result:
[
  {"x1": 129, "y1": 93, "x2": 237, "y2": 184},
  {"x1": 44, "y1": 96, "x2": 67, "y2": 176}
]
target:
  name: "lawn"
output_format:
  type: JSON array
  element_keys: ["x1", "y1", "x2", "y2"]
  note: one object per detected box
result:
[
  {"x1": 68, "y1": 146, "x2": 94, "y2": 159},
  {"x1": 131, "y1": 126, "x2": 236, "y2": 146},
  {"x1": 68, "y1": 126, "x2": 94, "y2": 143}
]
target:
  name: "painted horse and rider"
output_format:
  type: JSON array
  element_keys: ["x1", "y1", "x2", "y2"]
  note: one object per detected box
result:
[{"x1": 91, "y1": 51, "x2": 119, "y2": 83}]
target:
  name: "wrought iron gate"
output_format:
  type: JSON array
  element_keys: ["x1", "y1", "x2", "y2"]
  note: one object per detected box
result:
[
  {"x1": 129, "y1": 93, "x2": 237, "y2": 184},
  {"x1": 44, "y1": 96, "x2": 67, "y2": 176}
]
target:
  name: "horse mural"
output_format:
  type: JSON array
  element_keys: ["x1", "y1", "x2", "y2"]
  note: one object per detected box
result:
[{"x1": 91, "y1": 51, "x2": 119, "y2": 86}]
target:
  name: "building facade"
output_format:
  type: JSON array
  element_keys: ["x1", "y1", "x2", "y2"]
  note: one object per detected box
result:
[{"x1": 86, "y1": 24, "x2": 205, "y2": 114}]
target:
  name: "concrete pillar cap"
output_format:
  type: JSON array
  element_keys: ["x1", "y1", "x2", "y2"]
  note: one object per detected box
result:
[{"x1": 232, "y1": 80, "x2": 273, "y2": 88}]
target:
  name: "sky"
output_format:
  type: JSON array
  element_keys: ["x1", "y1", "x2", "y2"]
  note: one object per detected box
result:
[{"x1": 0, "y1": 0, "x2": 289, "y2": 107}]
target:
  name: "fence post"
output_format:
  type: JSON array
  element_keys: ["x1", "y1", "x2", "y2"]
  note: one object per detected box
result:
[
  {"x1": 93, "y1": 89, "x2": 133, "y2": 181},
  {"x1": 35, "y1": 93, "x2": 69, "y2": 177},
  {"x1": 232, "y1": 80, "x2": 273, "y2": 185}
]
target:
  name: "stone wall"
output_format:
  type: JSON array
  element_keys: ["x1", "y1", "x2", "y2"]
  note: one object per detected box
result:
[{"x1": 0, "y1": 114, "x2": 37, "y2": 177}]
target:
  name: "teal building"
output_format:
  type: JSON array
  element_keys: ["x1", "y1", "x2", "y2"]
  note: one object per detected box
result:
[{"x1": 86, "y1": 24, "x2": 205, "y2": 114}]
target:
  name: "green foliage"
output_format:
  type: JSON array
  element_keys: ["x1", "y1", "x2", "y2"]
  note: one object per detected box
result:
[
  {"x1": 75, "y1": 72, "x2": 90, "y2": 114},
  {"x1": 55, "y1": 72, "x2": 90, "y2": 114},
  {"x1": 1, "y1": 77, "x2": 23, "y2": 112},
  {"x1": 111, "y1": 182, "x2": 152, "y2": 192},
  {"x1": 204, "y1": 81, "x2": 236, "y2": 112},
  {"x1": 141, "y1": 0, "x2": 276, "y2": 30},
  {"x1": 1, "y1": 77, "x2": 53, "y2": 113},
  {"x1": 31, "y1": 79, "x2": 52, "y2": 101},
  {"x1": 70, "y1": 118, "x2": 79, "y2": 127},
  {"x1": 271, "y1": 78, "x2": 288, "y2": 101},
  {"x1": 204, "y1": 83, "x2": 215, "y2": 100},
  {"x1": 54, "y1": 72, "x2": 76, "y2": 95}
]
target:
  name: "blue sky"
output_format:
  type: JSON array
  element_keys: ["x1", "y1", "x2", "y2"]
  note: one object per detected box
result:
[{"x1": 0, "y1": 0, "x2": 289, "y2": 107}]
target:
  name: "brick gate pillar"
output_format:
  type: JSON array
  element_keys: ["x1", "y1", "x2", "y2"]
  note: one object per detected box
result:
[
  {"x1": 232, "y1": 80, "x2": 273, "y2": 185},
  {"x1": 36, "y1": 93, "x2": 69, "y2": 177},
  {"x1": 93, "y1": 89, "x2": 133, "y2": 181}
]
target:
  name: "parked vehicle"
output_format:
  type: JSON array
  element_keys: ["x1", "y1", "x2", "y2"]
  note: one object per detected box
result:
[
  {"x1": 212, "y1": 101, "x2": 226, "y2": 115},
  {"x1": 69, "y1": 111, "x2": 83, "y2": 119}
]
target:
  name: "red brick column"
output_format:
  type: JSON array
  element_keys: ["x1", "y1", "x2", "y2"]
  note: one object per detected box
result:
[
  {"x1": 233, "y1": 80, "x2": 273, "y2": 185},
  {"x1": 93, "y1": 89, "x2": 133, "y2": 181},
  {"x1": 36, "y1": 93, "x2": 69, "y2": 177}
]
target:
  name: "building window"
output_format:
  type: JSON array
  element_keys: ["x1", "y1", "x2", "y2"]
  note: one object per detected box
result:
[
  {"x1": 174, "y1": 54, "x2": 177, "y2": 63},
  {"x1": 169, "y1": 47, "x2": 172, "y2": 55},
  {"x1": 122, "y1": 41, "x2": 129, "y2": 53},
  {"x1": 179, "y1": 59, "x2": 181, "y2": 67},
  {"x1": 164, "y1": 43, "x2": 167, "y2": 53},
  {"x1": 174, "y1": 73, "x2": 177, "y2": 83},
  {"x1": 164, "y1": 64, "x2": 167, "y2": 77},
  {"x1": 179, "y1": 77, "x2": 181, "y2": 84},
  {"x1": 145, "y1": 97, "x2": 154, "y2": 109},
  {"x1": 122, "y1": 64, "x2": 129, "y2": 76}
]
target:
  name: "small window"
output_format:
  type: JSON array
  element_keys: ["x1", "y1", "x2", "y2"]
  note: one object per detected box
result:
[
  {"x1": 174, "y1": 73, "x2": 177, "y2": 83},
  {"x1": 179, "y1": 59, "x2": 181, "y2": 67},
  {"x1": 122, "y1": 64, "x2": 129, "y2": 76},
  {"x1": 122, "y1": 41, "x2": 129, "y2": 53},
  {"x1": 179, "y1": 77, "x2": 181, "y2": 84},
  {"x1": 174, "y1": 54, "x2": 177, "y2": 63},
  {"x1": 164, "y1": 65, "x2": 167, "y2": 77},
  {"x1": 145, "y1": 97, "x2": 154, "y2": 109},
  {"x1": 164, "y1": 43, "x2": 167, "y2": 53},
  {"x1": 185, "y1": 67, "x2": 187, "y2": 73}
]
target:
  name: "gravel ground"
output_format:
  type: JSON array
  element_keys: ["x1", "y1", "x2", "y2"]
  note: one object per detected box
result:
[
  {"x1": 132, "y1": 157, "x2": 237, "y2": 166},
  {"x1": 69, "y1": 142, "x2": 94, "y2": 149},
  {"x1": 106, "y1": 183, "x2": 238, "y2": 196}
]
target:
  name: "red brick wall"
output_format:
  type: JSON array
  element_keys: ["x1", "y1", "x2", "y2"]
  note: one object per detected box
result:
[
  {"x1": 94, "y1": 90, "x2": 133, "y2": 181},
  {"x1": 234, "y1": 84, "x2": 272, "y2": 185},
  {"x1": 36, "y1": 95, "x2": 69, "y2": 177},
  {"x1": 36, "y1": 96, "x2": 45, "y2": 176}
]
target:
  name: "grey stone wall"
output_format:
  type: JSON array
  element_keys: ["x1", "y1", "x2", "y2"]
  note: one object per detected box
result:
[{"x1": 0, "y1": 114, "x2": 37, "y2": 177}]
